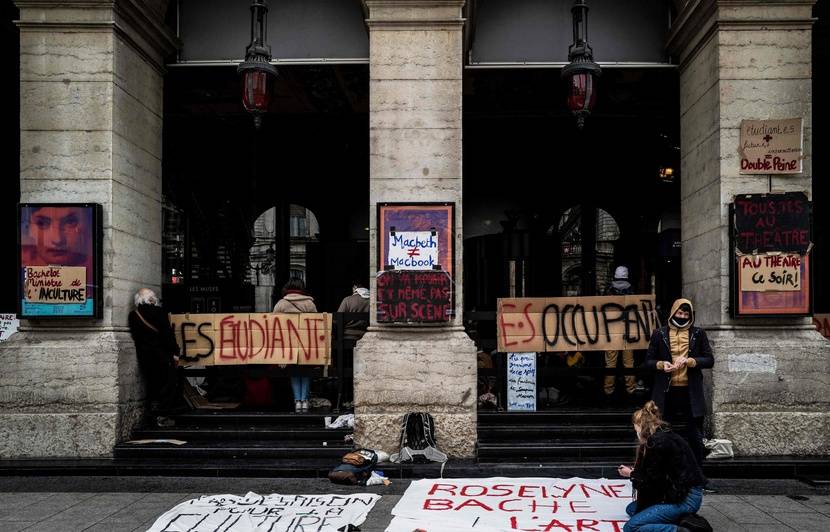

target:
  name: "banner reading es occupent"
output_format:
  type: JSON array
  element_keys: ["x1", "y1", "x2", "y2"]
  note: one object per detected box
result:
[{"x1": 19, "y1": 204, "x2": 101, "y2": 318}]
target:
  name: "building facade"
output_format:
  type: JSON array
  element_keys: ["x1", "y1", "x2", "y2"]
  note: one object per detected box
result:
[{"x1": 1, "y1": 0, "x2": 828, "y2": 459}]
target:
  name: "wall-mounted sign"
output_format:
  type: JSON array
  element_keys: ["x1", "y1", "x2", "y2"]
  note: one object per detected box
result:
[
  {"x1": 378, "y1": 203, "x2": 454, "y2": 276},
  {"x1": 376, "y1": 270, "x2": 452, "y2": 323},
  {"x1": 507, "y1": 353, "x2": 536, "y2": 412},
  {"x1": 733, "y1": 192, "x2": 810, "y2": 254},
  {"x1": 169, "y1": 312, "x2": 332, "y2": 366},
  {"x1": 18, "y1": 203, "x2": 103, "y2": 318},
  {"x1": 733, "y1": 254, "x2": 811, "y2": 317},
  {"x1": 497, "y1": 295, "x2": 660, "y2": 353},
  {"x1": 0, "y1": 314, "x2": 18, "y2": 342},
  {"x1": 739, "y1": 118, "x2": 803, "y2": 174}
]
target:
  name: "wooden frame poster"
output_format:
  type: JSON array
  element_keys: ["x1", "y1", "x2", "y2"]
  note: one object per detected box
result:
[
  {"x1": 18, "y1": 203, "x2": 103, "y2": 318},
  {"x1": 730, "y1": 195, "x2": 812, "y2": 317}
]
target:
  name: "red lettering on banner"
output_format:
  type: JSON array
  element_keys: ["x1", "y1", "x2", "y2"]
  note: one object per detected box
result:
[
  {"x1": 460, "y1": 485, "x2": 488, "y2": 497},
  {"x1": 603, "y1": 519, "x2": 627, "y2": 532},
  {"x1": 423, "y1": 499, "x2": 453, "y2": 510},
  {"x1": 498, "y1": 499, "x2": 522, "y2": 512},
  {"x1": 530, "y1": 499, "x2": 560, "y2": 513},
  {"x1": 519, "y1": 485, "x2": 540, "y2": 498},
  {"x1": 427, "y1": 484, "x2": 457, "y2": 496},
  {"x1": 569, "y1": 501, "x2": 595, "y2": 514},
  {"x1": 455, "y1": 499, "x2": 493, "y2": 511},
  {"x1": 579, "y1": 484, "x2": 611, "y2": 498},
  {"x1": 605, "y1": 484, "x2": 628, "y2": 498},
  {"x1": 576, "y1": 520, "x2": 600, "y2": 531},
  {"x1": 490, "y1": 484, "x2": 514, "y2": 497},
  {"x1": 218, "y1": 315, "x2": 236, "y2": 359},
  {"x1": 549, "y1": 484, "x2": 578, "y2": 498}
]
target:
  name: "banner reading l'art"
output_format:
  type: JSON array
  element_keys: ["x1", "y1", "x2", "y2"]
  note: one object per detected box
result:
[{"x1": 387, "y1": 477, "x2": 632, "y2": 532}]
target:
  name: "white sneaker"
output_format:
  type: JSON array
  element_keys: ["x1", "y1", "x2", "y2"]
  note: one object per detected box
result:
[
  {"x1": 294, "y1": 400, "x2": 302, "y2": 413},
  {"x1": 301, "y1": 400, "x2": 309, "y2": 413}
]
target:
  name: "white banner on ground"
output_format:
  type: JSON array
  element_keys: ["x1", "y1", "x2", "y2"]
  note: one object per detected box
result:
[
  {"x1": 386, "y1": 477, "x2": 632, "y2": 532},
  {"x1": 147, "y1": 492, "x2": 381, "y2": 532}
]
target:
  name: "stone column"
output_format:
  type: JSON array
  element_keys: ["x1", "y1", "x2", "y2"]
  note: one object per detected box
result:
[
  {"x1": 353, "y1": 0, "x2": 477, "y2": 457},
  {"x1": 669, "y1": 0, "x2": 828, "y2": 455},
  {"x1": 0, "y1": 0, "x2": 176, "y2": 457}
]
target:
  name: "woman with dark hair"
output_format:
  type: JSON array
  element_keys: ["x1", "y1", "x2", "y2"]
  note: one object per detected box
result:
[
  {"x1": 618, "y1": 401, "x2": 706, "y2": 532},
  {"x1": 273, "y1": 277, "x2": 317, "y2": 413}
]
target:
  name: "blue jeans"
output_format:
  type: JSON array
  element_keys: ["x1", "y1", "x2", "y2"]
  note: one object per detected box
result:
[
  {"x1": 290, "y1": 376, "x2": 310, "y2": 401},
  {"x1": 624, "y1": 487, "x2": 703, "y2": 532}
]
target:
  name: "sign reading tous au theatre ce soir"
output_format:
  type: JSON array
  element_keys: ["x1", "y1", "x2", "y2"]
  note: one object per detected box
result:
[
  {"x1": 168, "y1": 312, "x2": 332, "y2": 366},
  {"x1": 497, "y1": 295, "x2": 660, "y2": 353},
  {"x1": 739, "y1": 117, "x2": 803, "y2": 174}
]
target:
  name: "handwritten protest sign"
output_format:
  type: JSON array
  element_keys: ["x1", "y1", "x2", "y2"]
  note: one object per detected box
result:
[
  {"x1": 170, "y1": 313, "x2": 332, "y2": 366},
  {"x1": 739, "y1": 118, "x2": 803, "y2": 174},
  {"x1": 738, "y1": 254, "x2": 803, "y2": 292},
  {"x1": 376, "y1": 270, "x2": 452, "y2": 323},
  {"x1": 22, "y1": 266, "x2": 86, "y2": 304},
  {"x1": 0, "y1": 314, "x2": 18, "y2": 342},
  {"x1": 147, "y1": 492, "x2": 380, "y2": 532},
  {"x1": 387, "y1": 477, "x2": 631, "y2": 532},
  {"x1": 388, "y1": 231, "x2": 439, "y2": 270},
  {"x1": 733, "y1": 192, "x2": 810, "y2": 254},
  {"x1": 507, "y1": 353, "x2": 536, "y2": 411},
  {"x1": 498, "y1": 295, "x2": 660, "y2": 353}
]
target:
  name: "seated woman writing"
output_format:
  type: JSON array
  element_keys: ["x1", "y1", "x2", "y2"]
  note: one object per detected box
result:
[{"x1": 617, "y1": 401, "x2": 706, "y2": 532}]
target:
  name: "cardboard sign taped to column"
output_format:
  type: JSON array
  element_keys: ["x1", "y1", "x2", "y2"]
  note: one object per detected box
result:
[
  {"x1": 497, "y1": 295, "x2": 660, "y2": 353},
  {"x1": 170, "y1": 312, "x2": 332, "y2": 366}
]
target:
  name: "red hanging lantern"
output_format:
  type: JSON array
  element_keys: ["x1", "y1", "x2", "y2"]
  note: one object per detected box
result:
[
  {"x1": 238, "y1": 0, "x2": 278, "y2": 129},
  {"x1": 562, "y1": 0, "x2": 601, "y2": 129}
]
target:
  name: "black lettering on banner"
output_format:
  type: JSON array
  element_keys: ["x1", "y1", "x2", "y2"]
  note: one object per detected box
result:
[
  {"x1": 571, "y1": 305, "x2": 586, "y2": 345},
  {"x1": 542, "y1": 304, "x2": 560, "y2": 346},
  {"x1": 623, "y1": 305, "x2": 641, "y2": 343},
  {"x1": 601, "y1": 303, "x2": 625, "y2": 342},
  {"x1": 635, "y1": 300, "x2": 654, "y2": 339},
  {"x1": 181, "y1": 322, "x2": 196, "y2": 358},
  {"x1": 198, "y1": 322, "x2": 215, "y2": 354},
  {"x1": 582, "y1": 306, "x2": 600, "y2": 344},
  {"x1": 160, "y1": 513, "x2": 206, "y2": 532},
  {"x1": 560, "y1": 305, "x2": 577, "y2": 346}
]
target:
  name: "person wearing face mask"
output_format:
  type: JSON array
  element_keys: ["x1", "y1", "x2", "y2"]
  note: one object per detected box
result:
[
  {"x1": 644, "y1": 298, "x2": 714, "y2": 468},
  {"x1": 618, "y1": 401, "x2": 707, "y2": 532}
]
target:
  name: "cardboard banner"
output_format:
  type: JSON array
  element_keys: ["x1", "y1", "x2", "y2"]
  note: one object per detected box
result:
[
  {"x1": 739, "y1": 117, "x2": 803, "y2": 174},
  {"x1": 147, "y1": 492, "x2": 380, "y2": 532},
  {"x1": 170, "y1": 312, "x2": 332, "y2": 366},
  {"x1": 497, "y1": 295, "x2": 660, "y2": 353},
  {"x1": 507, "y1": 353, "x2": 536, "y2": 411},
  {"x1": 387, "y1": 477, "x2": 631, "y2": 532},
  {"x1": 738, "y1": 254, "x2": 803, "y2": 292},
  {"x1": 22, "y1": 266, "x2": 86, "y2": 304}
]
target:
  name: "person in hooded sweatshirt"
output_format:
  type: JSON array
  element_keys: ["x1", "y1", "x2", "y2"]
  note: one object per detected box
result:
[
  {"x1": 336, "y1": 280, "x2": 370, "y2": 342},
  {"x1": 644, "y1": 298, "x2": 714, "y2": 467},
  {"x1": 273, "y1": 277, "x2": 317, "y2": 413}
]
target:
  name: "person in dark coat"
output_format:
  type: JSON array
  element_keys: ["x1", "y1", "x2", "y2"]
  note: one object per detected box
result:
[
  {"x1": 618, "y1": 401, "x2": 706, "y2": 532},
  {"x1": 128, "y1": 288, "x2": 182, "y2": 426},
  {"x1": 336, "y1": 280, "x2": 370, "y2": 342},
  {"x1": 644, "y1": 298, "x2": 714, "y2": 466}
]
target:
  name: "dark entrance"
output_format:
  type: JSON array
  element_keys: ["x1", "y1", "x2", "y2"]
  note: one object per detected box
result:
[
  {"x1": 160, "y1": 65, "x2": 369, "y2": 413},
  {"x1": 463, "y1": 67, "x2": 681, "y2": 460}
]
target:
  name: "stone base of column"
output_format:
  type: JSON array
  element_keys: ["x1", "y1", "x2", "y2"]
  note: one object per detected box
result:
[
  {"x1": 708, "y1": 327, "x2": 830, "y2": 456},
  {"x1": 0, "y1": 329, "x2": 144, "y2": 458},
  {"x1": 353, "y1": 328, "x2": 477, "y2": 458}
]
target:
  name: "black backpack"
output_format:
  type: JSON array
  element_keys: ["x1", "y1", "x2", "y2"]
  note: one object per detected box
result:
[
  {"x1": 678, "y1": 513, "x2": 713, "y2": 532},
  {"x1": 393, "y1": 412, "x2": 447, "y2": 463}
]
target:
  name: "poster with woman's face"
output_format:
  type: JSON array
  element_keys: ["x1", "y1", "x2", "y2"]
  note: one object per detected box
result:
[{"x1": 19, "y1": 204, "x2": 100, "y2": 317}]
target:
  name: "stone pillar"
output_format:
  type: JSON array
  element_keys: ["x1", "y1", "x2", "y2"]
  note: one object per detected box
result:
[
  {"x1": 354, "y1": 0, "x2": 477, "y2": 457},
  {"x1": 0, "y1": 0, "x2": 176, "y2": 457},
  {"x1": 669, "y1": 0, "x2": 829, "y2": 455}
]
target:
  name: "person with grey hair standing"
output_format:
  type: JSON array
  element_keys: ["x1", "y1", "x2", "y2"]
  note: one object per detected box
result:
[{"x1": 128, "y1": 288, "x2": 182, "y2": 427}]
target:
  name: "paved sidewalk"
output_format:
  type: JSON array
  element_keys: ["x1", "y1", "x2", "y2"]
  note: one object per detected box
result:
[{"x1": 0, "y1": 477, "x2": 828, "y2": 531}]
